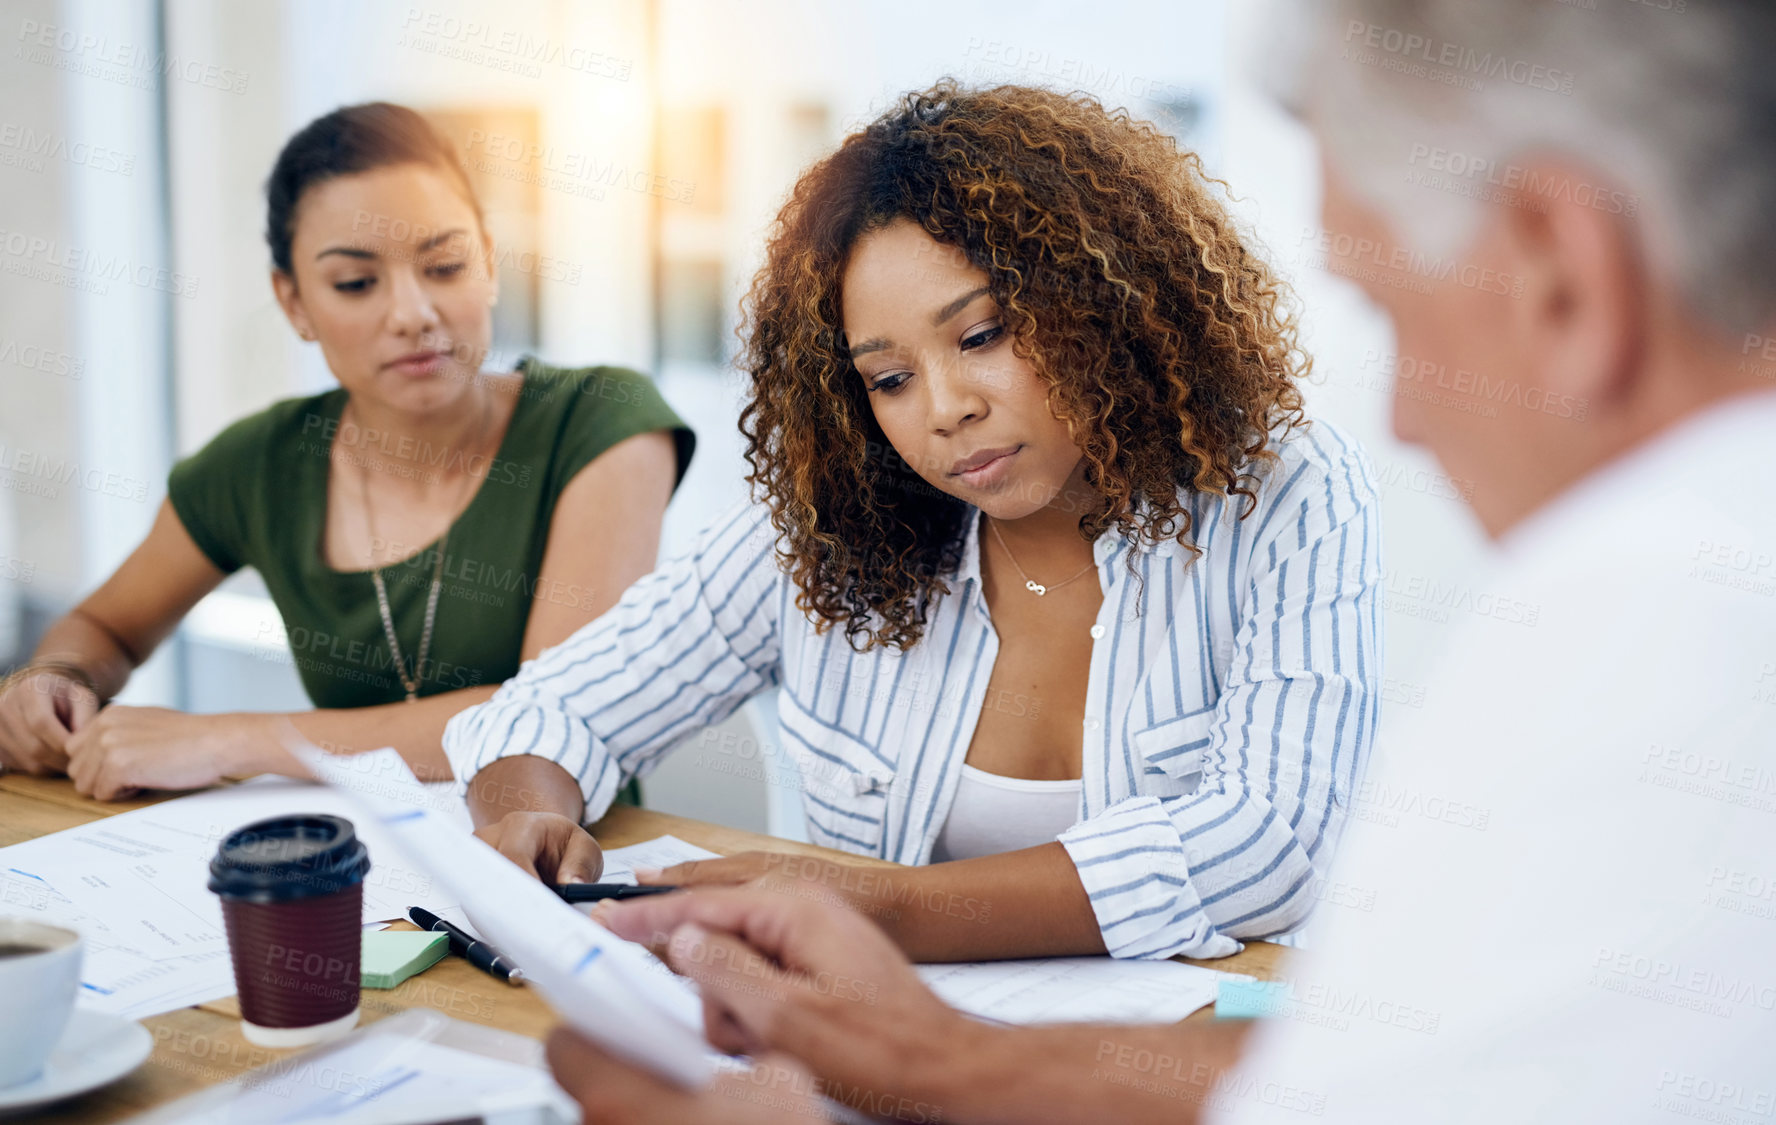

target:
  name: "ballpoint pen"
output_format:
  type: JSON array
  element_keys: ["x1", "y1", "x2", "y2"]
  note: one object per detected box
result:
[
  {"x1": 407, "y1": 906, "x2": 526, "y2": 985},
  {"x1": 552, "y1": 883, "x2": 680, "y2": 903}
]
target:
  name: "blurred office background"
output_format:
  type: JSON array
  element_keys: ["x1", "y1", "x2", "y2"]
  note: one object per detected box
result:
[{"x1": 0, "y1": 0, "x2": 1488, "y2": 847}]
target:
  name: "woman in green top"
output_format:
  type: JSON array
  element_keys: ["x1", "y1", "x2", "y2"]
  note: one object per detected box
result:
[{"x1": 0, "y1": 102, "x2": 694, "y2": 799}]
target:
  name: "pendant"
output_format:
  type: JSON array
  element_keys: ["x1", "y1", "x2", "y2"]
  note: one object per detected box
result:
[
  {"x1": 404, "y1": 691, "x2": 418, "y2": 702},
  {"x1": 1025, "y1": 580, "x2": 1047, "y2": 596}
]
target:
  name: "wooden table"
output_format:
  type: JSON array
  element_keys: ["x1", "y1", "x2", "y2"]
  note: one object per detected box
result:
[{"x1": 0, "y1": 773, "x2": 1288, "y2": 1123}]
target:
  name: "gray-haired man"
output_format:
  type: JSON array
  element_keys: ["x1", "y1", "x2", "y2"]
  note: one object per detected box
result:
[{"x1": 546, "y1": 3, "x2": 1776, "y2": 1120}]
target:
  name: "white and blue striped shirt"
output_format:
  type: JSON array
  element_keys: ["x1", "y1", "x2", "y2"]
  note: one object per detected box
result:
[{"x1": 444, "y1": 421, "x2": 1384, "y2": 959}]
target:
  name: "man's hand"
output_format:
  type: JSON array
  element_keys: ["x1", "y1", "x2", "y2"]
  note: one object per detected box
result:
[
  {"x1": 596, "y1": 888, "x2": 1253, "y2": 1125},
  {"x1": 640, "y1": 851, "x2": 895, "y2": 935},
  {"x1": 474, "y1": 810, "x2": 604, "y2": 884},
  {"x1": 545, "y1": 1029, "x2": 825, "y2": 1124},
  {"x1": 0, "y1": 667, "x2": 97, "y2": 775},
  {"x1": 64, "y1": 706, "x2": 254, "y2": 799},
  {"x1": 602, "y1": 886, "x2": 979, "y2": 1107}
]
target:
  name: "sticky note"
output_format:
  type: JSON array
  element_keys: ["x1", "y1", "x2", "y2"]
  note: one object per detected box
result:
[
  {"x1": 361, "y1": 929, "x2": 448, "y2": 990},
  {"x1": 1215, "y1": 978, "x2": 1291, "y2": 1019}
]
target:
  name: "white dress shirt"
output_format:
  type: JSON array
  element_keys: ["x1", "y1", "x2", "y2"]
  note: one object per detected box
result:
[
  {"x1": 1220, "y1": 392, "x2": 1776, "y2": 1122},
  {"x1": 444, "y1": 422, "x2": 1383, "y2": 959}
]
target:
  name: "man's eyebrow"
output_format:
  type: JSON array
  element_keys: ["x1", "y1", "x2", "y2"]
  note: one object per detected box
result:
[{"x1": 932, "y1": 285, "x2": 991, "y2": 326}]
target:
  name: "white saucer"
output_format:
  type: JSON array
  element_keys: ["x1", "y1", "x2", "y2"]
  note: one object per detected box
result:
[{"x1": 0, "y1": 1009, "x2": 153, "y2": 1116}]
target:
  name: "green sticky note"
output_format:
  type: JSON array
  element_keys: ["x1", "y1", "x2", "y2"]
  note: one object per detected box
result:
[{"x1": 361, "y1": 930, "x2": 449, "y2": 990}]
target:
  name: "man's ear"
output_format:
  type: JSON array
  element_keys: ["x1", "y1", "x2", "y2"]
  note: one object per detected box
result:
[
  {"x1": 271, "y1": 269, "x2": 316, "y2": 341},
  {"x1": 1502, "y1": 157, "x2": 1647, "y2": 413}
]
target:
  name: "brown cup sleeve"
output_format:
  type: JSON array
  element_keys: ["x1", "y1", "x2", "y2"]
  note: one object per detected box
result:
[{"x1": 220, "y1": 884, "x2": 363, "y2": 1029}]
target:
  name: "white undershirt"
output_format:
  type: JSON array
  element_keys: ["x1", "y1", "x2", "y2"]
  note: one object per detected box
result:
[{"x1": 929, "y1": 764, "x2": 1083, "y2": 863}]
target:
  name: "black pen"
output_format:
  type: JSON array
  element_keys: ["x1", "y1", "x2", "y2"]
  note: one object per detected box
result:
[
  {"x1": 552, "y1": 883, "x2": 680, "y2": 903},
  {"x1": 407, "y1": 906, "x2": 526, "y2": 986}
]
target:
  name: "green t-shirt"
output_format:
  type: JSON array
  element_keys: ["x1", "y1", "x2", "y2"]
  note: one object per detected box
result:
[{"x1": 167, "y1": 357, "x2": 695, "y2": 709}]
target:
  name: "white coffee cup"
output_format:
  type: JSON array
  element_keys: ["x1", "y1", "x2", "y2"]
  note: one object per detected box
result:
[{"x1": 0, "y1": 917, "x2": 83, "y2": 1088}]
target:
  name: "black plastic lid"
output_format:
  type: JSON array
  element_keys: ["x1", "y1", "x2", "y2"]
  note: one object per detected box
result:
[{"x1": 207, "y1": 814, "x2": 371, "y2": 904}]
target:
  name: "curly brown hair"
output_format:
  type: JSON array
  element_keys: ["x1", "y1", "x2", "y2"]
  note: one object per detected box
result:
[{"x1": 738, "y1": 80, "x2": 1310, "y2": 651}]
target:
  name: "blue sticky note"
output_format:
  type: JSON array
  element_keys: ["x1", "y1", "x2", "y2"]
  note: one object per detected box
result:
[{"x1": 1215, "y1": 978, "x2": 1291, "y2": 1019}]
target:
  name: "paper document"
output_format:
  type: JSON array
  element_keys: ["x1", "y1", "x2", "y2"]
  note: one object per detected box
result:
[
  {"x1": 125, "y1": 1007, "x2": 576, "y2": 1125},
  {"x1": 78, "y1": 943, "x2": 236, "y2": 1018},
  {"x1": 0, "y1": 768, "x2": 470, "y2": 1020},
  {"x1": 1, "y1": 863, "x2": 104, "y2": 934},
  {"x1": 916, "y1": 957, "x2": 1249, "y2": 1025},
  {"x1": 57, "y1": 856, "x2": 231, "y2": 957},
  {"x1": 298, "y1": 746, "x2": 716, "y2": 1088},
  {"x1": 599, "y1": 835, "x2": 722, "y2": 884}
]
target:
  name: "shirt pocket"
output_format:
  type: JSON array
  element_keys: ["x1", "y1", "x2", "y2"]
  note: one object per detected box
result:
[
  {"x1": 1130, "y1": 706, "x2": 1217, "y2": 798},
  {"x1": 776, "y1": 691, "x2": 894, "y2": 856}
]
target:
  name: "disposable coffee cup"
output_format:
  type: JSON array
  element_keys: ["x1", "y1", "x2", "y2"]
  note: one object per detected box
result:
[
  {"x1": 0, "y1": 918, "x2": 82, "y2": 1087},
  {"x1": 208, "y1": 814, "x2": 370, "y2": 1047}
]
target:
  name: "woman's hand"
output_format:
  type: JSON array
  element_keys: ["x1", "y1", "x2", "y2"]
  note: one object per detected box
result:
[
  {"x1": 643, "y1": 850, "x2": 877, "y2": 905},
  {"x1": 642, "y1": 851, "x2": 912, "y2": 941},
  {"x1": 473, "y1": 811, "x2": 604, "y2": 884},
  {"x1": 64, "y1": 707, "x2": 259, "y2": 800},
  {"x1": 642, "y1": 850, "x2": 788, "y2": 889},
  {"x1": 0, "y1": 667, "x2": 98, "y2": 775}
]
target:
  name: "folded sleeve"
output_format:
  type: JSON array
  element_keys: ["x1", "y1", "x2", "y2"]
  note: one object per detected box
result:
[
  {"x1": 1062, "y1": 426, "x2": 1385, "y2": 959},
  {"x1": 442, "y1": 498, "x2": 784, "y2": 820}
]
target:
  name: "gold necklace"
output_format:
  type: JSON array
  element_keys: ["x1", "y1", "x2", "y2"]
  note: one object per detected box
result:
[
  {"x1": 986, "y1": 517, "x2": 1096, "y2": 597},
  {"x1": 347, "y1": 393, "x2": 489, "y2": 700}
]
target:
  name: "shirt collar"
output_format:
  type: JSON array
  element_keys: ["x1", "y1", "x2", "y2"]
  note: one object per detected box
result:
[{"x1": 955, "y1": 505, "x2": 986, "y2": 591}]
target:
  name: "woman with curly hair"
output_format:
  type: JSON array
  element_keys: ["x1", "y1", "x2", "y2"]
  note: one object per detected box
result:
[{"x1": 447, "y1": 82, "x2": 1383, "y2": 962}]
